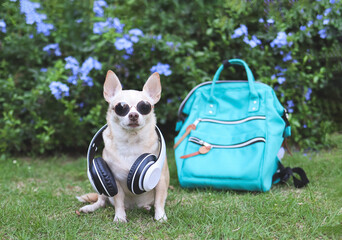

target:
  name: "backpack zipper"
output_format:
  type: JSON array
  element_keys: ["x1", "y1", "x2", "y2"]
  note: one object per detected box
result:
[
  {"x1": 174, "y1": 116, "x2": 266, "y2": 149},
  {"x1": 180, "y1": 136, "x2": 266, "y2": 159}
]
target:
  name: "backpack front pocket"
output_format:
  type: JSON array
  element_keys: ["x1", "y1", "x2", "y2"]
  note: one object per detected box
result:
[
  {"x1": 181, "y1": 130, "x2": 266, "y2": 181},
  {"x1": 174, "y1": 116, "x2": 266, "y2": 149}
]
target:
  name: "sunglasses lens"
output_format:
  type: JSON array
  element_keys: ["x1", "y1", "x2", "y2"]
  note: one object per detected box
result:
[
  {"x1": 137, "y1": 101, "x2": 152, "y2": 115},
  {"x1": 114, "y1": 102, "x2": 130, "y2": 116}
]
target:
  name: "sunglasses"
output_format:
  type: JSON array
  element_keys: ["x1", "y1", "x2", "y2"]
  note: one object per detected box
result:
[{"x1": 114, "y1": 101, "x2": 153, "y2": 116}]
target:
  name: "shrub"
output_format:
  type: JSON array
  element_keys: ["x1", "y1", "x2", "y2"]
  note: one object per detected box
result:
[{"x1": 0, "y1": 0, "x2": 341, "y2": 155}]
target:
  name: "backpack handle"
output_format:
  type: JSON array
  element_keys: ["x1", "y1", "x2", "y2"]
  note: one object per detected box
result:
[{"x1": 208, "y1": 59, "x2": 260, "y2": 113}]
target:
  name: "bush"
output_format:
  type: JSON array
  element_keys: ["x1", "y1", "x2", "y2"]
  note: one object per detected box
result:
[{"x1": 0, "y1": 0, "x2": 341, "y2": 155}]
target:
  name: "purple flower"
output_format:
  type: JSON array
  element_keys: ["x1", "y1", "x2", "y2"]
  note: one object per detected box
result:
[
  {"x1": 307, "y1": 20, "x2": 314, "y2": 27},
  {"x1": 93, "y1": 21, "x2": 108, "y2": 34},
  {"x1": 258, "y1": 18, "x2": 264, "y2": 23},
  {"x1": 267, "y1": 19, "x2": 275, "y2": 24},
  {"x1": 19, "y1": 0, "x2": 54, "y2": 36},
  {"x1": 303, "y1": 124, "x2": 307, "y2": 128},
  {"x1": 78, "y1": 102, "x2": 84, "y2": 108},
  {"x1": 43, "y1": 43, "x2": 61, "y2": 56},
  {"x1": 267, "y1": 18, "x2": 274, "y2": 24},
  {"x1": 128, "y1": 28, "x2": 144, "y2": 43},
  {"x1": 270, "y1": 32, "x2": 288, "y2": 48},
  {"x1": 130, "y1": 35, "x2": 139, "y2": 43},
  {"x1": 93, "y1": 17, "x2": 124, "y2": 34},
  {"x1": 275, "y1": 66, "x2": 287, "y2": 73},
  {"x1": 323, "y1": 19, "x2": 330, "y2": 25},
  {"x1": 115, "y1": 37, "x2": 133, "y2": 52},
  {"x1": 67, "y1": 75, "x2": 78, "y2": 85},
  {"x1": 305, "y1": 88, "x2": 312, "y2": 101},
  {"x1": 129, "y1": 28, "x2": 144, "y2": 36},
  {"x1": 243, "y1": 35, "x2": 261, "y2": 48},
  {"x1": 0, "y1": 19, "x2": 6, "y2": 33},
  {"x1": 317, "y1": 15, "x2": 323, "y2": 20},
  {"x1": 125, "y1": 47, "x2": 134, "y2": 55},
  {"x1": 49, "y1": 81, "x2": 69, "y2": 100},
  {"x1": 282, "y1": 52, "x2": 292, "y2": 62},
  {"x1": 93, "y1": 0, "x2": 107, "y2": 17},
  {"x1": 80, "y1": 57, "x2": 102, "y2": 77},
  {"x1": 324, "y1": 8, "x2": 332, "y2": 16},
  {"x1": 150, "y1": 63, "x2": 172, "y2": 76},
  {"x1": 80, "y1": 75, "x2": 93, "y2": 87},
  {"x1": 287, "y1": 100, "x2": 295, "y2": 113},
  {"x1": 277, "y1": 77, "x2": 286, "y2": 84},
  {"x1": 152, "y1": 34, "x2": 162, "y2": 40},
  {"x1": 318, "y1": 28, "x2": 327, "y2": 39},
  {"x1": 65, "y1": 56, "x2": 80, "y2": 75},
  {"x1": 167, "y1": 42, "x2": 174, "y2": 48},
  {"x1": 231, "y1": 24, "x2": 248, "y2": 39},
  {"x1": 111, "y1": 18, "x2": 124, "y2": 33},
  {"x1": 122, "y1": 55, "x2": 130, "y2": 60},
  {"x1": 65, "y1": 56, "x2": 101, "y2": 86},
  {"x1": 20, "y1": 0, "x2": 41, "y2": 24},
  {"x1": 287, "y1": 100, "x2": 294, "y2": 108},
  {"x1": 37, "y1": 22, "x2": 54, "y2": 36},
  {"x1": 300, "y1": 26, "x2": 306, "y2": 31},
  {"x1": 40, "y1": 68, "x2": 47, "y2": 72}
]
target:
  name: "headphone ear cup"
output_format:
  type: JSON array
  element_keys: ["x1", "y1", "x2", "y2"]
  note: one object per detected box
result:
[
  {"x1": 127, "y1": 153, "x2": 157, "y2": 194},
  {"x1": 92, "y1": 157, "x2": 118, "y2": 197}
]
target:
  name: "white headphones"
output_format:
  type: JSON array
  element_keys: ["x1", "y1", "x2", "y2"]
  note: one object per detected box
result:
[{"x1": 86, "y1": 124, "x2": 166, "y2": 196}]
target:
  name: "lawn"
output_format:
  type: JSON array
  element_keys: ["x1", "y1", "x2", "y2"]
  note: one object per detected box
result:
[{"x1": 0, "y1": 134, "x2": 341, "y2": 239}]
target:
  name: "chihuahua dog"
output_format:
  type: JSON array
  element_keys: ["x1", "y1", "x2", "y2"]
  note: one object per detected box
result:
[{"x1": 77, "y1": 70, "x2": 169, "y2": 222}]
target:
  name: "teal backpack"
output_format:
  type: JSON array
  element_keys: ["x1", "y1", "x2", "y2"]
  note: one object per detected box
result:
[{"x1": 174, "y1": 59, "x2": 309, "y2": 192}]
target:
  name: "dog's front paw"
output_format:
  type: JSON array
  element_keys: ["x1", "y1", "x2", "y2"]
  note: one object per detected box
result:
[
  {"x1": 79, "y1": 205, "x2": 96, "y2": 213},
  {"x1": 113, "y1": 215, "x2": 127, "y2": 223},
  {"x1": 154, "y1": 211, "x2": 167, "y2": 222}
]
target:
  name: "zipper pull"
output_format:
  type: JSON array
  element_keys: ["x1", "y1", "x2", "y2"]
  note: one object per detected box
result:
[
  {"x1": 173, "y1": 120, "x2": 199, "y2": 149},
  {"x1": 180, "y1": 145, "x2": 211, "y2": 159}
]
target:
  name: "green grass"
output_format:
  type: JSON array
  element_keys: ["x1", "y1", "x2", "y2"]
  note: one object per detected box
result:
[{"x1": 1, "y1": 134, "x2": 341, "y2": 239}]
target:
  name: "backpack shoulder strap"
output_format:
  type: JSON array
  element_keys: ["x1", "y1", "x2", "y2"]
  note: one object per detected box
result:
[{"x1": 273, "y1": 161, "x2": 310, "y2": 188}]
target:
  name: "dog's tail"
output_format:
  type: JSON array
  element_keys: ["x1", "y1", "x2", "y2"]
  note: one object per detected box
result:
[{"x1": 76, "y1": 193, "x2": 99, "y2": 203}]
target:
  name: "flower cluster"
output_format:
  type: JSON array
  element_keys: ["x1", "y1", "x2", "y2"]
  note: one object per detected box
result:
[
  {"x1": 114, "y1": 29, "x2": 144, "y2": 56},
  {"x1": 305, "y1": 88, "x2": 312, "y2": 101},
  {"x1": 0, "y1": 20, "x2": 6, "y2": 33},
  {"x1": 270, "y1": 32, "x2": 291, "y2": 48},
  {"x1": 91, "y1": 1, "x2": 171, "y2": 75},
  {"x1": 43, "y1": 43, "x2": 61, "y2": 56},
  {"x1": 166, "y1": 41, "x2": 180, "y2": 51},
  {"x1": 19, "y1": 0, "x2": 54, "y2": 36},
  {"x1": 287, "y1": 100, "x2": 295, "y2": 113},
  {"x1": 231, "y1": 24, "x2": 261, "y2": 48},
  {"x1": 93, "y1": 17, "x2": 124, "y2": 34},
  {"x1": 272, "y1": 66, "x2": 287, "y2": 85},
  {"x1": 150, "y1": 63, "x2": 172, "y2": 76},
  {"x1": 49, "y1": 81, "x2": 69, "y2": 100},
  {"x1": 64, "y1": 56, "x2": 102, "y2": 87},
  {"x1": 93, "y1": 0, "x2": 108, "y2": 17}
]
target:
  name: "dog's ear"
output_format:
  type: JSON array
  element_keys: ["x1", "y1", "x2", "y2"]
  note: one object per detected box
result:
[
  {"x1": 104, "y1": 70, "x2": 122, "y2": 103},
  {"x1": 143, "y1": 72, "x2": 161, "y2": 104}
]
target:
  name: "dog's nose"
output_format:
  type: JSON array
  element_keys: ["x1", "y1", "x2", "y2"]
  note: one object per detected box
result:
[{"x1": 129, "y1": 112, "x2": 139, "y2": 121}]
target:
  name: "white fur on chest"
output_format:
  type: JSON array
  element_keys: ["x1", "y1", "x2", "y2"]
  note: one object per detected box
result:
[{"x1": 102, "y1": 126, "x2": 159, "y2": 187}]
